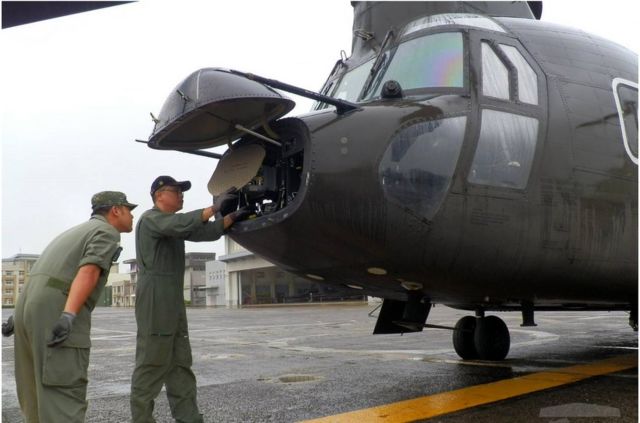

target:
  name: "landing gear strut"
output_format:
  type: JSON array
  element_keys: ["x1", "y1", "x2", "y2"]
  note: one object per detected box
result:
[{"x1": 453, "y1": 315, "x2": 510, "y2": 360}]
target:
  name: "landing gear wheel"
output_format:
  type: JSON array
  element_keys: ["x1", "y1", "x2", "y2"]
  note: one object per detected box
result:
[
  {"x1": 453, "y1": 316, "x2": 478, "y2": 359},
  {"x1": 474, "y1": 315, "x2": 510, "y2": 360}
]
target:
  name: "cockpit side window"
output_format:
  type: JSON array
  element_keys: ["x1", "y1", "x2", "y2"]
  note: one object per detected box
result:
[
  {"x1": 314, "y1": 80, "x2": 337, "y2": 110},
  {"x1": 480, "y1": 40, "x2": 540, "y2": 106},
  {"x1": 468, "y1": 110, "x2": 538, "y2": 189},
  {"x1": 612, "y1": 78, "x2": 638, "y2": 164},
  {"x1": 481, "y1": 42, "x2": 510, "y2": 100},
  {"x1": 333, "y1": 59, "x2": 374, "y2": 103},
  {"x1": 469, "y1": 33, "x2": 544, "y2": 192},
  {"x1": 500, "y1": 44, "x2": 538, "y2": 105}
]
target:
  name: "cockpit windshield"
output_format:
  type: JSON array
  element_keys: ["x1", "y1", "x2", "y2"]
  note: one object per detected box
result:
[
  {"x1": 364, "y1": 32, "x2": 464, "y2": 100},
  {"x1": 333, "y1": 60, "x2": 374, "y2": 102},
  {"x1": 327, "y1": 31, "x2": 464, "y2": 105}
]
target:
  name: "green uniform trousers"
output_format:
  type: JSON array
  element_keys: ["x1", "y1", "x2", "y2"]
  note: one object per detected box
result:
[
  {"x1": 14, "y1": 278, "x2": 90, "y2": 423},
  {"x1": 130, "y1": 333, "x2": 203, "y2": 423}
]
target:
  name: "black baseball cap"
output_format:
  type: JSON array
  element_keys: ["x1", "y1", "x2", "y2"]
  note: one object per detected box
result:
[{"x1": 150, "y1": 175, "x2": 192, "y2": 196}]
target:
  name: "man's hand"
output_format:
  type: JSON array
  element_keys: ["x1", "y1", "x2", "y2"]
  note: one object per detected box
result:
[
  {"x1": 213, "y1": 187, "x2": 239, "y2": 216},
  {"x1": 228, "y1": 207, "x2": 254, "y2": 223},
  {"x1": 2, "y1": 315, "x2": 14, "y2": 337},
  {"x1": 47, "y1": 312, "x2": 76, "y2": 347}
]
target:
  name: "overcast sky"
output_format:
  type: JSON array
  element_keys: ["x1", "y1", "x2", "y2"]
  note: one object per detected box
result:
[{"x1": 1, "y1": 1, "x2": 638, "y2": 264}]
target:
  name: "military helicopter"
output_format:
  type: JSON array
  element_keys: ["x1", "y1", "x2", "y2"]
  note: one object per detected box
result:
[{"x1": 142, "y1": 1, "x2": 638, "y2": 361}]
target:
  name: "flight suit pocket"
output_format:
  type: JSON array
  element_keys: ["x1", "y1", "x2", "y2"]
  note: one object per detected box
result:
[
  {"x1": 139, "y1": 335, "x2": 173, "y2": 366},
  {"x1": 147, "y1": 275, "x2": 180, "y2": 335},
  {"x1": 42, "y1": 346, "x2": 89, "y2": 387},
  {"x1": 174, "y1": 334, "x2": 193, "y2": 367},
  {"x1": 63, "y1": 328, "x2": 91, "y2": 348}
]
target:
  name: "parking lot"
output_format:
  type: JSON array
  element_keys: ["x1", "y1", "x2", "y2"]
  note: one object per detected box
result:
[{"x1": 2, "y1": 304, "x2": 637, "y2": 422}]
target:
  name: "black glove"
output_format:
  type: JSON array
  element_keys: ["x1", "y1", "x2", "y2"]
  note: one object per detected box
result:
[
  {"x1": 47, "y1": 312, "x2": 76, "y2": 347},
  {"x1": 213, "y1": 187, "x2": 239, "y2": 216},
  {"x1": 228, "y1": 206, "x2": 254, "y2": 223},
  {"x1": 2, "y1": 315, "x2": 14, "y2": 337}
]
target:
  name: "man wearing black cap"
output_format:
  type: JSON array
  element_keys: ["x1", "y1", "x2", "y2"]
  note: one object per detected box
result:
[
  {"x1": 130, "y1": 176, "x2": 248, "y2": 423},
  {"x1": 3, "y1": 191, "x2": 137, "y2": 423}
]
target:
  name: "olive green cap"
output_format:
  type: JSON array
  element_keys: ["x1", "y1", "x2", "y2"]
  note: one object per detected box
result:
[{"x1": 91, "y1": 191, "x2": 137, "y2": 210}]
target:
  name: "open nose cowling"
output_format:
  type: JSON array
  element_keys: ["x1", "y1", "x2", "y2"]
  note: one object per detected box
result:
[{"x1": 148, "y1": 68, "x2": 295, "y2": 150}]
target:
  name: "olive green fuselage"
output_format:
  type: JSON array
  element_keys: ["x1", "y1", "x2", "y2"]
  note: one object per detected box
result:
[{"x1": 229, "y1": 14, "x2": 637, "y2": 311}]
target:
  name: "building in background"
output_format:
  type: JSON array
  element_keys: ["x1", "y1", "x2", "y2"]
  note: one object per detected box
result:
[
  {"x1": 210, "y1": 238, "x2": 366, "y2": 307},
  {"x1": 121, "y1": 253, "x2": 215, "y2": 307},
  {"x1": 101, "y1": 263, "x2": 129, "y2": 307},
  {"x1": 114, "y1": 258, "x2": 139, "y2": 307},
  {"x1": 3, "y1": 238, "x2": 367, "y2": 309},
  {"x1": 2, "y1": 256, "x2": 127, "y2": 308},
  {"x1": 2, "y1": 254, "x2": 39, "y2": 307},
  {"x1": 205, "y1": 260, "x2": 228, "y2": 307},
  {"x1": 184, "y1": 252, "x2": 216, "y2": 306}
]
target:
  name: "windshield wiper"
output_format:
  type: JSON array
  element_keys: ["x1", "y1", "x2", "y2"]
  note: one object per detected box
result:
[{"x1": 359, "y1": 30, "x2": 394, "y2": 100}]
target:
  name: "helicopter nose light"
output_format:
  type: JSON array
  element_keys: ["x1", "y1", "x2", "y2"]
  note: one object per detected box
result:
[
  {"x1": 148, "y1": 68, "x2": 295, "y2": 150},
  {"x1": 400, "y1": 281, "x2": 423, "y2": 291},
  {"x1": 367, "y1": 267, "x2": 388, "y2": 276},
  {"x1": 306, "y1": 274, "x2": 325, "y2": 281},
  {"x1": 345, "y1": 284, "x2": 364, "y2": 290}
]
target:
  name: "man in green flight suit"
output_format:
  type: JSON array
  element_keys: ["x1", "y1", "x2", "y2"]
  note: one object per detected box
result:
[
  {"x1": 130, "y1": 175, "x2": 250, "y2": 423},
  {"x1": 4, "y1": 191, "x2": 137, "y2": 423}
]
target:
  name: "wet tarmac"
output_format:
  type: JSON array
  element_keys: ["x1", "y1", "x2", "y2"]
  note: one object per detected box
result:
[{"x1": 2, "y1": 304, "x2": 637, "y2": 422}]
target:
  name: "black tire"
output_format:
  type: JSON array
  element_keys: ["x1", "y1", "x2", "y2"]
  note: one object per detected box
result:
[
  {"x1": 474, "y1": 315, "x2": 510, "y2": 360},
  {"x1": 453, "y1": 316, "x2": 478, "y2": 359}
]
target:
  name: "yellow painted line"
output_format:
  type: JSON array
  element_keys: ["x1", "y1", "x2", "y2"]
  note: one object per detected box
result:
[{"x1": 300, "y1": 353, "x2": 637, "y2": 423}]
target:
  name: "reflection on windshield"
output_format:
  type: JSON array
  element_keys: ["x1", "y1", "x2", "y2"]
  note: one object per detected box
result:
[
  {"x1": 367, "y1": 32, "x2": 463, "y2": 99},
  {"x1": 327, "y1": 32, "x2": 464, "y2": 105}
]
